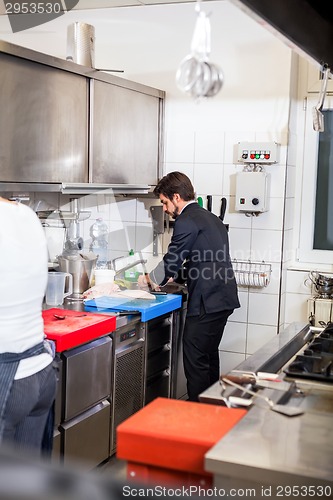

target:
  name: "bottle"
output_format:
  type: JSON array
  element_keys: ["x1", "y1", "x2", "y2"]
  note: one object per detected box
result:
[
  {"x1": 124, "y1": 249, "x2": 139, "y2": 282},
  {"x1": 89, "y1": 218, "x2": 109, "y2": 269}
]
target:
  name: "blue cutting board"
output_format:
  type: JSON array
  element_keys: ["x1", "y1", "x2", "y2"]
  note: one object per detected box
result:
[{"x1": 84, "y1": 294, "x2": 182, "y2": 321}]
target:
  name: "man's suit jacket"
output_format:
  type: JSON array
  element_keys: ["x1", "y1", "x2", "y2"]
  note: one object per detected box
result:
[{"x1": 150, "y1": 202, "x2": 240, "y2": 316}]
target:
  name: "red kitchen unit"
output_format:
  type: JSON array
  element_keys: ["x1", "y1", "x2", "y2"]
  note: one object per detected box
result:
[
  {"x1": 43, "y1": 308, "x2": 116, "y2": 352},
  {"x1": 117, "y1": 397, "x2": 247, "y2": 487}
]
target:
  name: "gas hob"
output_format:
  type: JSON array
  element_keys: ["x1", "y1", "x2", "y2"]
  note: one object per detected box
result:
[{"x1": 284, "y1": 323, "x2": 333, "y2": 383}]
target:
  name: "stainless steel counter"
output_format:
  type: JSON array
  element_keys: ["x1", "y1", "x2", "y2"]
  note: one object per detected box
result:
[{"x1": 202, "y1": 323, "x2": 333, "y2": 496}]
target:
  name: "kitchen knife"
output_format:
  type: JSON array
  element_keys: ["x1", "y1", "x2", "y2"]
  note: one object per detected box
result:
[
  {"x1": 206, "y1": 195, "x2": 212, "y2": 212},
  {"x1": 114, "y1": 310, "x2": 141, "y2": 316},
  {"x1": 221, "y1": 373, "x2": 292, "y2": 391},
  {"x1": 219, "y1": 197, "x2": 227, "y2": 221}
]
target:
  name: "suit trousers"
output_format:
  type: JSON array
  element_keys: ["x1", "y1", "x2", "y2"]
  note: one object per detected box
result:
[{"x1": 183, "y1": 307, "x2": 233, "y2": 402}]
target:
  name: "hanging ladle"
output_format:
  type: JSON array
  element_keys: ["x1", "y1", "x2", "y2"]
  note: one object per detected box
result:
[{"x1": 221, "y1": 377, "x2": 304, "y2": 417}]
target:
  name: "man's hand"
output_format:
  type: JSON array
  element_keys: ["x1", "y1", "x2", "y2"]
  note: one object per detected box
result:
[{"x1": 137, "y1": 273, "x2": 160, "y2": 291}]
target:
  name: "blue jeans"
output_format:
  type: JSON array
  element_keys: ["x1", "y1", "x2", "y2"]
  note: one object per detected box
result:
[{"x1": 2, "y1": 363, "x2": 57, "y2": 455}]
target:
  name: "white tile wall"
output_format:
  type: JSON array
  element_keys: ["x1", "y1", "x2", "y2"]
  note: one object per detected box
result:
[
  {"x1": 220, "y1": 321, "x2": 247, "y2": 353},
  {"x1": 286, "y1": 270, "x2": 312, "y2": 295},
  {"x1": 284, "y1": 292, "x2": 310, "y2": 324},
  {"x1": 136, "y1": 199, "x2": 160, "y2": 223},
  {"x1": 219, "y1": 351, "x2": 246, "y2": 374},
  {"x1": 194, "y1": 131, "x2": 224, "y2": 164},
  {"x1": 246, "y1": 324, "x2": 277, "y2": 355},
  {"x1": 229, "y1": 290, "x2": 248, "y2": 323},
  {"x1": 223, "y1": 163, "x2": 245, "y2": 197},
  {"x1": 250, "y1": 229, "x2": 283, "y2": 263},
  {"x1": 248, "y1": 293, "x2": 280, "y2": 326},
  {"x1": 229, "y1": 227, "x2": 252, "y2": 261},
  {"x1": 193, "y1": 164, "x2": 224, "y2": 195},
  {"x1": 251, "y1": 197, "x2": 285, "y2": 231},
  {"x1": 285, "y1": 165, "x2": 296, "y2": 199},
  {"x1": 268, "y1": 164, "x2": 286, "y2": 198},
  {"x1": 164, "y1": 162, "x2": 194, "y2": 180},
  {"x1": 165, "y1": 129, "x2": 195, "y2": 163},
  {"x1": 283, "y1": 197, "x2": 295, "y2": 231}
]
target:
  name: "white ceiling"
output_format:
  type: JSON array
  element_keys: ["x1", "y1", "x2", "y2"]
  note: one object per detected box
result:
[
  {"x1": 0, "y1": 0, "x2": 217, "y2": 16},
  {"x1": 0, "y1": 0, "x2": 289, "y2": 95}
]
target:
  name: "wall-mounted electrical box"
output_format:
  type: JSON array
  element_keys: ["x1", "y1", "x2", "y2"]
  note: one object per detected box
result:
[
  {"x1": 235, "y1": 171, "x2": 270, "y2": 212},
  {"x1": 237, "y1": 142, "x2": 279, "y2": 164}
]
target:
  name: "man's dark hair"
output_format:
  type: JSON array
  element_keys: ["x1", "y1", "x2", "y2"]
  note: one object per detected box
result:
[{"x1": 153, "y1": 171, "x2": 195, "y2": 201}]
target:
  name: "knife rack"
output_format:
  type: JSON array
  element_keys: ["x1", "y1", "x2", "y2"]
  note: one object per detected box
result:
[{"x1": 232, "y1": 259, "x2": 271, "y2": 288}]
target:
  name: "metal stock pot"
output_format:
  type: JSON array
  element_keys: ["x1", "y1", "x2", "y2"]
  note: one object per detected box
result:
[{"x1": 307, "y1": 271, "x2": 333, "y2": 296}]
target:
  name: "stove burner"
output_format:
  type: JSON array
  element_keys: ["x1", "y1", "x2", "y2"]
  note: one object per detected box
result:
[{"x1": 284, "y1": 324, "x2": 333, "y2": 382}]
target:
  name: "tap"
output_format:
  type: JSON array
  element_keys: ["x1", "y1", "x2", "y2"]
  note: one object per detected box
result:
[{"x1": 113, "y1": 259, "x2": 147, "y2": 277}]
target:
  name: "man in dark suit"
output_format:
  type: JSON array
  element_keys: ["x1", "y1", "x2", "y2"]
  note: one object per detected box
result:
[{"x1": 141, "y1": 171, "x2": 240, "y2": 401}]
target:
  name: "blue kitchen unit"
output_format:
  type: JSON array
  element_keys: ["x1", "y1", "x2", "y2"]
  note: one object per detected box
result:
[{"x1": 84, "y1": 293, "x2": 182, "y2": 321}]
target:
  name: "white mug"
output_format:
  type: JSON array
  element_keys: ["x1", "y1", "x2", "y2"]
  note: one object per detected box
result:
[{"x1": 46, "y1": 272, "x2": 73, "y2": 305}]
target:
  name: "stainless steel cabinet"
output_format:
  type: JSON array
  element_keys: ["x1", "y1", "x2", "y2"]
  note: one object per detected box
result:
[
  {"x1": 54, "y1": 336, "x2": 112, "y2": 469},
  {"x1": 145, "y1": 314, "x2": 173, "y2": 404},
  {"x1": 0, "y1": 53, "x2": 88, "y2": 183},
  {"x1": 90, "y1": 80, "x2": 161, "y2": 185},
  {"x1": 62, "y1": 336, "x2": 112, "y2": 421},
  {"x1": 110, "y1": 320, "x2": 146, "y2": 455},
  {"x1": 60, "y1": 400, "x2": 110, "y2": 469}
]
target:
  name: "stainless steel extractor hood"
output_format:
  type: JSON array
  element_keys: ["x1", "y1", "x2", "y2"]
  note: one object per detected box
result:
[
  {"x1": 232, "y1": 0, "x2": 333, "y2": 70},
  {"x1": 0, "y1": 182, "x2": 153, "y2": 196}
]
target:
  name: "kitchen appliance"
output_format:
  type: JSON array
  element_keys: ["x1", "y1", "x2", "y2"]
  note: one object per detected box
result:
[
  {"x1": 110, "y1": 319, "x2": 146, "y2": 454},
  {"x1": 43, "y1": 226, "x2": 66, "y2": 264},
  {"x1": 43, "y1": 309, "x2": 116, "y2": 468},
  {"x1": 145, "y1": 313, "x2": 173, "y2": 405},
  {"x1": 306, "y1": 271, "x2": 333, "y2": 326},
  {"x1": 58, "y1": 253, "x2": 97, "y2": 298},
  {"x1": 235, "y1": 171, "x2": 270, "y2": 213},
  {"x1": 307, "y1": 296, "x2": 333, "y2": 327},
  {"x1": 284, "y1": 322, "x2": 333, "y2": 383}
]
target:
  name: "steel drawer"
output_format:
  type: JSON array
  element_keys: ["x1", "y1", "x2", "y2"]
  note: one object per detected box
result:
[
  {"x1": 60, "y1": 400, "x2": 110, "y2": 470},
  {"x1": 146, "y1": 345, "x2": 171, "y2": 379},
  {"x1": 145, "y1": 370, "x2": 170, "y2": 404},
  {"x1": 62, "y1": 336, "x2": 112, "y2": 421}
]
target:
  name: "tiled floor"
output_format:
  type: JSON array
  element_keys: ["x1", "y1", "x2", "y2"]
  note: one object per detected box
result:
[{"x1": 96, "y1": 455, "x2": 127, "y2": 482}]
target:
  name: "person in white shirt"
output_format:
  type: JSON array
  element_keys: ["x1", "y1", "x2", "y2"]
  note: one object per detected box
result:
[{"x1": 0, "y1": 197, "x2": 57, "y2": 455}]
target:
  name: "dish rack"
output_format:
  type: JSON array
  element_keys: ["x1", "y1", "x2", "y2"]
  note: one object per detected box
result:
[{"x1": 232, "y1": 259, "x2": 271, "y2": 288}]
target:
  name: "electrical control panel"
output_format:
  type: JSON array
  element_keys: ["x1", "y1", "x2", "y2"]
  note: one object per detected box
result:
[
  {"x1": 237, "y1": 142, "x2": 279, "y2": 164},
  {"x1": 235, "y1": 171, "x2": 270, "y2": 212}
]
